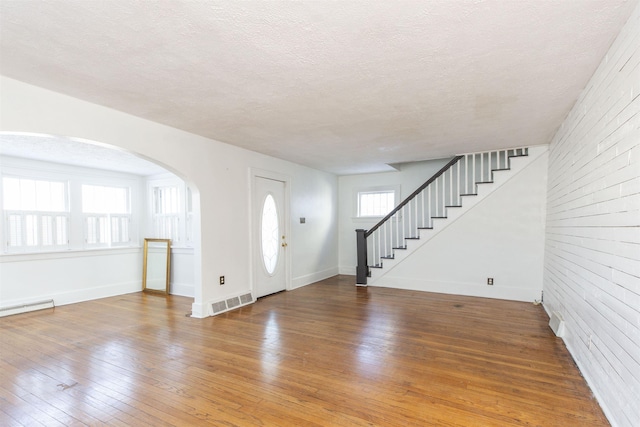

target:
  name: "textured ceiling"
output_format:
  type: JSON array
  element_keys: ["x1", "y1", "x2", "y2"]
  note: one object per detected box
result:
[
  {"x1": 0, "y1": 0, "x2": 637, "y2": 175},
  {"x1": 0, "y1": 133, "x2": 168, "y2": 176}
]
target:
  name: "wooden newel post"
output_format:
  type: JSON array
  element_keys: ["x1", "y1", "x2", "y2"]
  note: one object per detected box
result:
[{"x1": 356, "y1": 229, "x2": 368, "y2": 286}]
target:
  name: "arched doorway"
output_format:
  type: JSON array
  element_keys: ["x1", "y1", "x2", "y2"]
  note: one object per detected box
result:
[{"x1": 0, "y1": 132, "x2": 201, "y2": 310}]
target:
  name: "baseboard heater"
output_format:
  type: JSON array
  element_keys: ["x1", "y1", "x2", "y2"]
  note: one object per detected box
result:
[
  {"x1": 0, "y1": 299, "x2": 55, "y2": 317},
  {"x1": 210, "y1": 292, "x2": 253, "y2": 316}
]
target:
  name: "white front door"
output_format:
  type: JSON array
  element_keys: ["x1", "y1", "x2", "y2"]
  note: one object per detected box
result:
[{"x1": 253, "y1": 176, "x2": 287, "y2": 298}]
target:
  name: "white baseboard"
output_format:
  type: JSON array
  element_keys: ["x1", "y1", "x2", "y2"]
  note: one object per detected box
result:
[
  {"x1": 0, "y1": 281, "x2": 142, "y2": 311},
  {"x1": 291, "y1": 267, "x2": 339, "y2": 290},
  {"x1": 373, "y1": 277, "x2": 541, "y2": 302}
]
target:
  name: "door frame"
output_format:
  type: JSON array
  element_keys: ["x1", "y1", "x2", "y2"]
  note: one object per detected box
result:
[{"x1": 249, "y1": 168, "x2": 292, "y2": 296}]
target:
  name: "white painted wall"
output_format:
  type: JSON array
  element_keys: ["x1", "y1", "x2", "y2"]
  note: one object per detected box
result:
[
  {"x1": 0, "y1": 76, "x2": 339, "y2": 317},
  {"x1": 290, "y1": 165, "x2": 339, "y2": 288},
  {"x1": 170, "y1": 248, "x2": 195, "y2": 297},
  {"x1": 542, "y1": 4, "x2": 640, "y2": 427},
  {"x1": 372, "y1": 151, "x2": 548, "y2": 302},
  {"x1": 338, "y1": 158, "x2": 451, "y2": 275},
  {"x1": 0, "y1": 248, "x2": 142, "y2": 307}
]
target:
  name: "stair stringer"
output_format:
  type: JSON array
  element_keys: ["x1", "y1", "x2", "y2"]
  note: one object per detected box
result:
[{"x1": 367, "y1": 145, "x2": 548, "y2": 285}]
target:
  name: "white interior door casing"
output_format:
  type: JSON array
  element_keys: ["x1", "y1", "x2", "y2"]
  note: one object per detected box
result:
[{"x1": 253, "y1": 173, "x2": 289, "y2": 298}]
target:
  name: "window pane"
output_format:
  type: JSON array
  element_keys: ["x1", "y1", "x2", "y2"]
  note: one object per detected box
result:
[
  {"x1": 86, "y1": 216, "x2": 97, "y2": 244},
  {"x1": 49, "y1": 182, "x2": 66, "y2": 211},
  {"x1": 111, "y1": 217, "x2": 121, "y2": 243},
  {"x1": 82, "y1": 185, "x2": 129, "y2": 214},
  {"x1": 21, "y1": 179, "x2": 36, "y2": 211},
  {"x1": 154, "y1": 186, "x2": 179, "y2": 214},
  {"x1": 2, "y1": 177, "x2": 66, "y2": 212},
  {"x1": 2, "y1": 178, "x2": 21, "y2": 210},
  {"x1": 359, "y1": 191, "x2": 395, "y2": 217},
  {"x1": 55, "y1": 216, "x2": 67, "y2": 245},
  {"x1": 152, "y1": 186, "x2": 180, "y2": 241},
  {"x1": 186, "y1": 187, "x2": 193, "y2": 213},
  {"x1": 120, "y1": 218, "x2": 129, "y2": 243},
  {"x1": 154, "y1": 215, "x2": 178, "y2": 241},
  {"x1": 25, "y1": 214, "x2": 38, "y2": 246},
  {"x1": 111, "y1": 216, "x2": 130, "y2": 244},
  {"x1": 42, "y1": 215, "x2": 53, "y2": 246},
  {"x1": 7, "y1": 214, "x2": 22, "y2": 247},
  {"x1": 261, "y1": 194, "x2": 279, "y2": 274}
]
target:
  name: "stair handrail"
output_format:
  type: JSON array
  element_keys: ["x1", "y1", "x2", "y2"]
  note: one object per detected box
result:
[
  {"x1": 364, "y1": 155, "x2": 464, "y2": 238},
  {"x1": 356, "y1": 155, "x2": 463, "y2": 284}
]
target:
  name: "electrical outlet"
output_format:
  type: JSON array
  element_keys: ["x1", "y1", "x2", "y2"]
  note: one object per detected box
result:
[
  {"x1": 219, "y1": 276, "x2": 225, "y2": 285},
  {"x1": 487, "y1": 278, "x2": 494, "y2": 285}
]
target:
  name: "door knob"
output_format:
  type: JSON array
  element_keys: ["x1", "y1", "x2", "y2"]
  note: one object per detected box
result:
[{"x1": 281, "y1": 242, "x2": 288, "y2": 247}]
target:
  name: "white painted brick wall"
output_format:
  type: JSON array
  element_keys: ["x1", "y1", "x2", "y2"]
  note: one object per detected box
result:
[{"x1": 543, "y1": 3, "x2": 640, "y2": 427}]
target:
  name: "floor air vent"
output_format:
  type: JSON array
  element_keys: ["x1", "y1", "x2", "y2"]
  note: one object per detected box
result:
[
  {"x1": 209, "y1": 292, "x2": 254, "y2": 316},
  {"x1": 240, "y1": 293, "x2": 253, "y2": 304},
  {"x1": 211, "y1": 301, "x2": 227, "y2": 314},
  {"x1": 226, "y1": 296, "x2": 240, "y2": 309}
]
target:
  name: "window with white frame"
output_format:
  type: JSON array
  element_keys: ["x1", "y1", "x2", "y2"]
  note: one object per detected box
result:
[
  {"x1": 152, "y1": 185, "x2": 180, "y2": 242},
  {"x1": 82, "y1": 184, "x2": 131, "y2": 247},
  {"x1": 147, "y1": 176, "x2": 193, "y2": 247},
  {"x1": 2, "y1": 177, "x2": 70, "y2": 252},
  {"x1": 1, "y1": 157, "x2": 141, "y2": 254},
  {"x1": 357, "y1": 189, "x2": 396, "y2": 217}
]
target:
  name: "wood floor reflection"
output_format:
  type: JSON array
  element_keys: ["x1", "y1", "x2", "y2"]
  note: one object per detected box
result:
[{"x1": 0, "y1": 275, "x2": 608, "y2": 426}]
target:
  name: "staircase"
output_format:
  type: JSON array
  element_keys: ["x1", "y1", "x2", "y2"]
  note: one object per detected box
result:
[{"x1": 356, "y1": 146, "x2": 544, "y2": 285}]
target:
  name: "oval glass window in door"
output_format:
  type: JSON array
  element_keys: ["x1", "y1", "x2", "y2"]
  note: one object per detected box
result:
[{"x1": 261, "y1": 194, "x2": 279, "y2": 275}]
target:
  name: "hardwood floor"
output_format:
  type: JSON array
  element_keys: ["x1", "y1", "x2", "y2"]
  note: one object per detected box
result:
[{"x1": 1, "y1": 275, "x2": 608, "y2": 426}]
